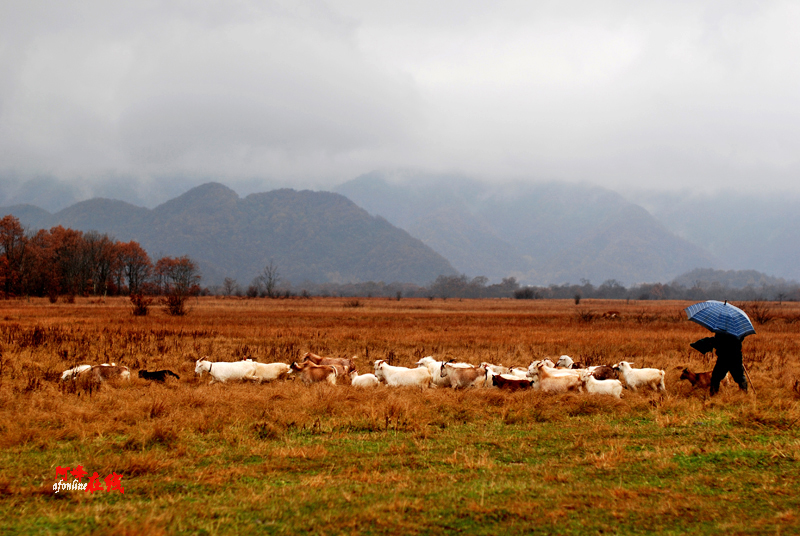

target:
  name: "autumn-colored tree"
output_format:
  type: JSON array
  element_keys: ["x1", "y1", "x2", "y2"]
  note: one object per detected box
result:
[
  {"x1": 82, "y1": 231, "x2": 119, "y2": 296},
  {"x1": 3, "y1": 213, "x2": 250, "y2": 304},
  {"x1": 21, "y1": 229, "x2": 57, "y2": 298},
  {"x1": 46, "y1": 226, "x2": 87, "y2": 298},
  {"x1": 118, "y1": 241, "x2": 152, "y2": 295},
  {"x1": 0, "y1": 215, "x2": 27, "y2": 296},
  {"x1": 0, "y1": 216, "x2": 161, "y2": 299}
]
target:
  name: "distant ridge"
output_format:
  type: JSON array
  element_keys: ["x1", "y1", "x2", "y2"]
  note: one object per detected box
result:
[
  {"x1": 336, "y1": 172, "x2": 717, "y2": 286},
  {"x1": 670, "y1": 268, "x2": 793, "y2": 289},
  {"x1": 629, "y1": 190, "x2": 800, "y2": 283},
  {"x1": 2, "y1": 183, "x2": 457, "y2": 287}
]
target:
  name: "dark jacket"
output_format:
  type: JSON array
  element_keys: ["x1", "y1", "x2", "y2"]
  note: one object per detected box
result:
[
  {"x1": 690, "y1": 333, "x2": 747, "y2": 394},
  {"x1": 691, "y1": 333, "x2": 742, "y2": 358}
]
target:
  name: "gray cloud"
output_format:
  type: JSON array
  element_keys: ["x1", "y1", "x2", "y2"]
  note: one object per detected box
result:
[{"x1": 1, "y1": 0, "x2": 799, "y2": 197}]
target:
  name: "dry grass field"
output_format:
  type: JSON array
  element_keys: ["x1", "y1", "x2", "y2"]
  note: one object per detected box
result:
[{"x1": 1, "y1": 297, "x2": 799, "y2": 535}]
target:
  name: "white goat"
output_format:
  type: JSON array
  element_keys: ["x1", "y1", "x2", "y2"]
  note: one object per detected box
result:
[
  {"x1": 484, "y1": 368, "x2": 497, "y2": 388},
  {"x1": 556, "y1": 355, "x2": 575, "y2": 369},
  {"x1": 529, "y1": 362, "x2": 582, "y2": 393},
  {"x1": 579, "y1": 370, "x2": 623, "y2": 398},
  {"x1": 527, "y1": 361, "x2": 580, "y2": 379},
  {"x1": 349, "y1": 370, "x2": 380, "y2": 387},
  {"x1": 509, "y1": 367, "x2": 529, "y2": 379},
  {"x1": 245, "y1": 362, "x2": 291, "y2": 383},
  {"x1": 416, "y1": 356, "x2": 453, "y2": 388},
  {"x1": 612, "y1": 361, "x2": 665, "y2": 392},
  {"x1": 527, "y1": 359, "x2": 557, "y2": 374},
  {"x1": 60, "y1": 364, "x2": 92, "y2": 380},
  {"x1": 481, "y1": 362, "x2": 510, "y2": 375},
  {"x1": 374, "y1": 360, "x2": 431, "y2": 387},
  {"x1": 195, "y1": 359, "x2": 257, "y2": 384}
]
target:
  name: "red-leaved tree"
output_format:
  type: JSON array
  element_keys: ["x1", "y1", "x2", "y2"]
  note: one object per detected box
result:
[
  {"x1": 0, "y1": 215, "x2": 27, "y2": 297},
  {"x1": 119, "y1": 241, "x2": 152, "y2": 295}
]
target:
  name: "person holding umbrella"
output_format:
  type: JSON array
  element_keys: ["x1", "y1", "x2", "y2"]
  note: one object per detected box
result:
[{"x1": 685, "y1": 300, "x2": 755, "y2": 395}]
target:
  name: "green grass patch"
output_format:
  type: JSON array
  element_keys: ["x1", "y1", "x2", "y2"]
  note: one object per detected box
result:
[{"x1": 3, "y1": 404, "x2": 798, "y2": 535}]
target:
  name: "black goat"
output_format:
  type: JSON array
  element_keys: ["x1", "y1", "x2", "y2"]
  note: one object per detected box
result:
[{"x1": 138, "y1": 369, "x2": 180, "y2": 382}]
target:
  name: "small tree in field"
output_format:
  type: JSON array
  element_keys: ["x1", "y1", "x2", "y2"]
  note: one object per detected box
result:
[
  {"x1": 222, "y1": 277, "x2": 239, "y2": 297},
  {"x1": 155, "y1": 256, "x2": 201, "y2": 315},
  {"x1": 130, "y1": 293, "x2": 153, "y2": 316},
  {"x1": 257, "y1": 260, "x2": 281, "y2": 298}
]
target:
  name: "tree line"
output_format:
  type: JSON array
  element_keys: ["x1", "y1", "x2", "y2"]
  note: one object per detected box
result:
[
  {"x1": 5, "y1": 213, "x2": 796, "y2": 306},
  {"x1": 511, "y1": 279, "x2": 800, "y2": 303},
  {"x1": 219, "y1": 273, "x2": 800, "y2": 303},
  {"x1": 0, "y1": 215, "x2": 200, "y2": 311}
]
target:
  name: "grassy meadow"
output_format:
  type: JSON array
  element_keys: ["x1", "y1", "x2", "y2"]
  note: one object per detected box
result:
[{"x1": 0, "y1": 296, "x2": 799, "y2": 535}]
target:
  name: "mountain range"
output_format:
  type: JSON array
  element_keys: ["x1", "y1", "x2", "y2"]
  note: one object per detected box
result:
[
  {"x1": 2, "y1": 183, "x2": 456, "y2": 287},
  {"x1": 335, "y1": 172, "x2": 717, "y2": 286},
  {"x1": 628, "y1": 190, "x2": 800, "y2": 283},
  {"x1": 2, "y1": 173, "x2": 797, "y2": 287}
]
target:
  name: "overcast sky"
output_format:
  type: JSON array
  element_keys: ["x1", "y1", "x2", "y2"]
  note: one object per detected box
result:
[{"x1": 2, "y1": 0, "x2": 799, "y2": 200}]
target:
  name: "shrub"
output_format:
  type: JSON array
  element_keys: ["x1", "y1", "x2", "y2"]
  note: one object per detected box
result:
[
  {"x1": 745, "y1": 301, "x2": 773, "y2": 324},
  {"x1": 514, "y1": 287, "x2": 537, "y2": 300},
  {"x1": 162, "y1": 294, "x2": 187, "y2": 316},
  {"x1": 130, "y1": 294, "x2": 153, "y2": 316}
]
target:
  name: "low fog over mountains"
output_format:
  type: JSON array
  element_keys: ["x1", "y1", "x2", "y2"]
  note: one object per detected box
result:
[
  {"x1": 2, "y1": 174, "x2": 798, "y2": 287},
  {"x1": 336, "y1": 172, "x2": 716, "y2": 285},
  {"x1": 629, "y1": 190, "x2": 800, "y2": 284}
]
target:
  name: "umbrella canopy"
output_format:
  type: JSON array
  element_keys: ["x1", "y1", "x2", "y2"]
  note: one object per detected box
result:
[{"x1": 685, "y1": 300, "x2": 756, "y2": 340}]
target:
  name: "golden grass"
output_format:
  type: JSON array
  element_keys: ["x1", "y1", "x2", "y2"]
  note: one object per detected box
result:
[{"x1": 1, "y1": 297, "x2": 799, "y2": 534}]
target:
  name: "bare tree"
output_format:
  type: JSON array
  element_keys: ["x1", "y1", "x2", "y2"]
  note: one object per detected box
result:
[
  {"x1": 258, "y1": 260, "x2": 281, "y2": 298},
  {"x1": 155, "y1": 256, "x2": 201, "y2": 315},
  {"x1": 222, "y1": 277, "x2": 239, "y2": 297}
]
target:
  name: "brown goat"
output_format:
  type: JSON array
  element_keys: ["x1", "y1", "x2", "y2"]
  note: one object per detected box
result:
[
  {"x1": 302, "y1": 352, "x2": 354, "y2": 375},
  {"x1": 91, "y1": 365, "x2": 131, "y2": 382},
  {"x1": 291, "y1": 361, "x2": 337, "y2": 385},
  {"x1": 441, "y1": 362, "x2": 486, "y2": 389},
  {"x1": 679, "y1": 368, "x2": 713, "y2": 390},
  {"x1": 590, "y1": 365, "x2": 618, "y2": 381},
  {"x1": 491, "y1": 373, "x2": 533, "y2": 391}
]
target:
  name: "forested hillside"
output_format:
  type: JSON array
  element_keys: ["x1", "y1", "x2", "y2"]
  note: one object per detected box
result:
[{"x1": 2, "y1": 183, "x2": 457, "y2": 287}]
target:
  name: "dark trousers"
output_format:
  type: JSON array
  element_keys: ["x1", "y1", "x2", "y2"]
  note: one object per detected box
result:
[{"x1": 710, "y1": 354, "x2": 748, "y2": 395}]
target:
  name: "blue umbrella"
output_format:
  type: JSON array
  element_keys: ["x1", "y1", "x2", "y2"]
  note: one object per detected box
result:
[{"x1": 685, "y1": 300, "x2": 756, "y2": 340}]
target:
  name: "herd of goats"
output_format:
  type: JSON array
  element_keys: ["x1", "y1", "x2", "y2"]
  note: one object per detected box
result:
[{"x1": 60, "y1": 352, "x2": 720, "y2": 397}]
